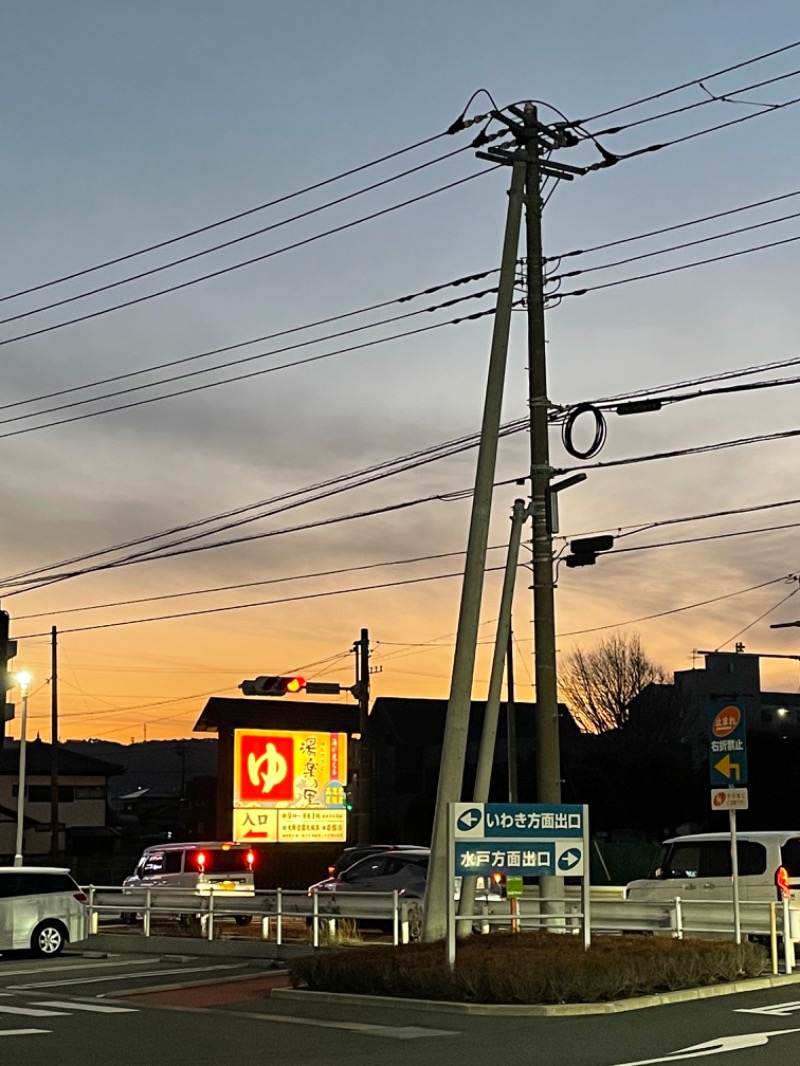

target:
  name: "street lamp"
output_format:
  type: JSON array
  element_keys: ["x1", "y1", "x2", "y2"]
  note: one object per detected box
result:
[{"x1": 13, "y1": 671, "x2": 31, "y2": 868}]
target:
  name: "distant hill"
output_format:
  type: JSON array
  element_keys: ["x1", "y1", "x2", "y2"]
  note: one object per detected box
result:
[{"x1": 64, "y1": 738, "x2": 217, "y2": 801}]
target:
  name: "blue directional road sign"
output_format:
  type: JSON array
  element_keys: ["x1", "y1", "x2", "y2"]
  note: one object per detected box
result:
[
  {"x1": 452, "y1": 802, "x2": 587, "y2": 877},
  {"x1": 707, "y1": 700, "x2": 748, "y2": 788}
]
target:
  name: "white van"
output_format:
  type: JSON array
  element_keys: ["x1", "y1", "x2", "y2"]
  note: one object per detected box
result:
[
  {"x1": 121, "y1": 841, "x2": 257, "y2": 925},
  {"x1": 0, "y1": 867, "x2": 87, "y2": 957},
  {"x1": 627, "y1": 831, "x2": 800, "y2": 903},
  {"x1": 626, "y1": 831, "x2": 800, "y2": 938}
]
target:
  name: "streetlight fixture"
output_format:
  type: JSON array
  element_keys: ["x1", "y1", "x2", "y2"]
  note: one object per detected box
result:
[{"x1": 13, "y1": 671, "x2": 31, "y2": 868}]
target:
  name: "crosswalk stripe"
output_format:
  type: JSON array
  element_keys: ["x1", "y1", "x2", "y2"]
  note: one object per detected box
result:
[
  {"x1": 28, "y1": 1001, "x2": 138, "y2": 1014},
  {"x1": 0, "y1": 1005, "x2": 69, "y2": 1018},
  {"x1": 0, "y1": 1030, "x2": 50, "y2": 1037}
]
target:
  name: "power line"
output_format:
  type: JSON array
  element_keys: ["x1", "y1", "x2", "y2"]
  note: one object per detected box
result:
[
  {"x1": 0, "y1": 300, "x2": 515, "y2": 443},
  {"x1": 0, "y1": 167, "x2": 499, "y2": 348},
  {"x1": 588, "y1": 66, "x2": 800, "y2": 137},
  {"x1": 0, "y1": 285, "x2": 502, "y2": 429},
  {"x1": 544, "y1": 187, "x2": 800, "y2": 264},
  {"x1": 3, "y1": 267, "x2": 501, "y2": 413},
  {"x1": 12, "y1": 544, "x2": 506, "y2": 619},
  {"x1": 557, "y1": 427, "x2": 800, "y2": 474},
  {"x1": 0, "y1": 413, "x2": 529, "y2": 589},
  {"x1": 557, "y1": 574, "x2": 796, "y2": 637},
  {"x1": 578, "y1": 38, "x2": 800, "y2": 124},
  {"x1": 0, "y1": 129, "x2": 460, "y2": 305},
  {"x1": 554, "y1": 229, "x2": 800, "y2": 301},
  {"x1": 0, "y1": 145, "x2": 473, "y2": 329},
  {"x1": 548, "y1": 207, "x2": 800, "y2": 283},
  {"x1": 14, "y1": 565, "x2": 509, "y2": 640}
]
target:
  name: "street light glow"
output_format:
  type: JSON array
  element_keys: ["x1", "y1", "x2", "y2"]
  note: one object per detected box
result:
[{"x1": 14, "y1": 671, "x2": 31, "y2": 693}]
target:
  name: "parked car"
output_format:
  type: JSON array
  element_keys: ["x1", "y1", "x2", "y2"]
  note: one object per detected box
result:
[
  {"x1": 327, "y1": 843, "x2": 428, "y2": 879},
  {"x1": 626, "y1": 830, "x2": 800, "y2": 917},
  {"x1": 311, "y1": 848, "x2": 504, "y2": 903},
  {"x1": 313, "y1": 848, "x2": 432, "y2": 898},
  {"x1": 121, "y1": 841, "x2": 257, "y2": 925},
  {"x1": 0, "y1": 867, "x2": 87, "y2": 957}
]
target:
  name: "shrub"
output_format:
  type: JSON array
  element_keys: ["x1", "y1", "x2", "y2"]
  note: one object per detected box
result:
[{"x1": 288, "y1": 932, "x2": 767, "y2": 1004}]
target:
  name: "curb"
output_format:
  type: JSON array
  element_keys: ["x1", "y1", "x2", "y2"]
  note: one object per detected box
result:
[{"x1": 271, "y1": 971, "x2": 800, "y2": 1017}]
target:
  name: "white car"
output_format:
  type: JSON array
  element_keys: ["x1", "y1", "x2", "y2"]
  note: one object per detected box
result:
[{"x1": 0, "y1": 867, "x2": 87, "y2": 957}]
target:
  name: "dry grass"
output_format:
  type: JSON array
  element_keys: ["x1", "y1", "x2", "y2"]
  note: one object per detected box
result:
[{"x1": 288, "y1": 932, "x2": 768, "y2": 1004}]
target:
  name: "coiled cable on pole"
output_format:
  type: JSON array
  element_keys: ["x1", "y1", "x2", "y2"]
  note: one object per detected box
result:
[{"x1": 561, "y1": 402, "x2": 607, "y2": 459}]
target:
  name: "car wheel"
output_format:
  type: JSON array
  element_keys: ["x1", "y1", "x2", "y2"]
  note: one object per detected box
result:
[
  {"x1": 120, "y1": 912, "x2": 138, "y2": 925},
  {"x1": 31, "y1": 920, "x2": 67, "y2": 957},
  {"x1": 234, "y1": 915, "x2": 253, "y2": 927}
]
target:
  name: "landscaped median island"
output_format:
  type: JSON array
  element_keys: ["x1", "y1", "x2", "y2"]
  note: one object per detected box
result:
[{"x1": 287, "y1": 932, "x2": 768, "y2": 1005}]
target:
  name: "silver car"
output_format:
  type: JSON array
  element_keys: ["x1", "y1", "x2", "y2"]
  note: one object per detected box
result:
[{"x1": 0, "y1": 867, "x2": 87, "y2": 957}]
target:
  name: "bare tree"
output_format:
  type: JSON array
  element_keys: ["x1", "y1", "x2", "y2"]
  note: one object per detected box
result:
[{"x1": 560, "y1": 632, "x2": 666, "y2": 733}]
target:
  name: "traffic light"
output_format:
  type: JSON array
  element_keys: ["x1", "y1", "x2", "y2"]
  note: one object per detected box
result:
[
  {"x1": 566, "y1": 535, "x2": 614, "y2": 569},
  {"x1": 0, "y1": 611, "x2": 17, "y2": 731},
  {"x1": 239, "y1": 675, "x2": 306, "y2": 697}
]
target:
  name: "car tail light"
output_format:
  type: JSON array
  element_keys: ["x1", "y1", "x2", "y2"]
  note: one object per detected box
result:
[
  {"x1": 195, "y1": 850, "x2": 207, "y2": 871},
  {"x1": 777, "y1": 865, "x2": 791, "y2": 900},
  {"x1": 73, "y1": 892, "x2": 88, "y2": 903},
  {"x1": 246, "y1": 849, "x2": 255, "y2": 869}
]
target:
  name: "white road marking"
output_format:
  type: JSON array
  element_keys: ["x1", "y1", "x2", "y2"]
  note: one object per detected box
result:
[
  {"x1": 10, "y1": 963, "x2": 242, "y2": 990},
  {"x1": 608, "y1": 1027, "x2": 800, "y2": 1065},
  {"x1": 28, "y1": 1001, "x2": 139, "y2": 1014},
  {"x1": 224, "y1": 1009, "x2": 457, "y2": 1039},
  {"x1": 0, "y1": 958, "x2": 158, "y2": 978},
  {"x1": 0, "y1": 1029, "x2": 50, "y2": 1037},
  {"x1": 736, "y1": 998, "x2": 800, "y2": 1016},
  {"x1": 0, "y1": 1005, "x2": 69, "y2": 1017}
]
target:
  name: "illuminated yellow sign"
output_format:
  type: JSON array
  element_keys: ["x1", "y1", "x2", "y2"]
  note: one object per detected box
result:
[{"x1": 232, "y1": 729, "x2": 348, "y2": 843}]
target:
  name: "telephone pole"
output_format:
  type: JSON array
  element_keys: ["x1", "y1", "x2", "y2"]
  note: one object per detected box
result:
[
  {"x1": 50, "y1": 626, "x2": 59, "y2": 861},
  {"x1": 353, "y1": 628, "x2": 371, "y2": 844},
  {"x1": 422, "y1": 157, "x2": 526, "y2": 942}
]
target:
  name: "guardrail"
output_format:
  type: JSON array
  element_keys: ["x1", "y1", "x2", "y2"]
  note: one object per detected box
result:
[
  {"x1": 82, "y1": 883, "x2": 799, "y2": 972},
  {"x1": 83, "y1": 885, "x2": 423, "y2": 946}
]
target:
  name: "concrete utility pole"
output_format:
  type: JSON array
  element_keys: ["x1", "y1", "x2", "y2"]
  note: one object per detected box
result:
[
  {"x1": 506, "y1": 632, "x2": 518, "y2": 802},
  {"x1": 50, "y1": 625, "x2": 59, "y2": 862},
  {"x1": 423, "y1": 105, "x2": 585, "y2": 943},
  {"x1": 422, "y1": 159, "x2": 526, "y2": 942},
  {"x1": 354, "y1": 628, "x2": 371, "y2": 845},
  {"x1": 524, "y1": 106, "x2": 561, "y2": 799},
  {"x1": 457, "y1": 497, "x2": 528, "y2": 930}
]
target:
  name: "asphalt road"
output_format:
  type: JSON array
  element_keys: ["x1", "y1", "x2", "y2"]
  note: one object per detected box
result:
[{"x1": 2, "y1": 951, "x2": 800, "y2": 1064}]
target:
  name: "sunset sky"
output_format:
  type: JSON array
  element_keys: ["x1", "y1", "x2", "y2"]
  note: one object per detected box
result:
[{"x1": 5, "y1": 1, "x2": 800, "y2": 742}]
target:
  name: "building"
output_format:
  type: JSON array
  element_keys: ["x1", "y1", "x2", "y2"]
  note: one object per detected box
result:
[
  {"x1": 368, "y1": 696, "x2": 582, "y2": 843},
  {"x1": 0, "y1": 739, "x2": 123, "y2": 862}
]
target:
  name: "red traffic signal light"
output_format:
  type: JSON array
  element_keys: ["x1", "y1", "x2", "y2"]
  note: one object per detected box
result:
[{"x1": 239, "y1": 676, "x2": 306, "y2": 697}]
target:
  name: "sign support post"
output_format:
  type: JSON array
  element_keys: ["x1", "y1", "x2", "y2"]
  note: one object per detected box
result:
[
  {"x1": 708, "y1": 699, "x2": 748, "y2": 946},
  {"x1": 446, "y1": 804, "x2": 456, "y2": 970},
  {"x1": 730, "y1": 808, "x2": 741, "y2": 944}
]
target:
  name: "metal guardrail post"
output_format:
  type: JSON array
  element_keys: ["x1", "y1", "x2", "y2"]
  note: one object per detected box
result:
[
  {"x1": 143, "y1": 887, "x2": 151, "y2": 937},
  {"x1": 672, "y1": 897, "x2": 684, "y2": 939},
  {"x1": 274, "y1": 888, "x2": 282, "y2": 945},
  {"x1": 206, "y1": 890, "x2": 215, "y2": 941},
  {"x1": 87, "y1": 886, "x2": 98, "y2": 935},
  {"x1": 783, "y1": 897, "x2": 795, "y2": 974},
  {"x1": 392, "y1": 890, "x2": 399, "y2": 946},
  {"x1": 312, "y1": 888, "x2": 319, "y2": 948},
  {"x1": 770, "y1": 902, "x2": 779, "y2": 975}
]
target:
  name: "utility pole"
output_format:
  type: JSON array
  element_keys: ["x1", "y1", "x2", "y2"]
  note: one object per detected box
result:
[
  {"x1": 506, "y1": 630, "x2": 518, "y2": 802},
  {"x1": 457, "y1": 498, "x2": 528, "y2": 930},
  {"x1": 524, "y1": 104, "x2": 561, "y2": 802},
  {"x1": 525, "y1": 102, "x2": 565, "y2": 912},
  {"x1": 422, "y1": 158, "x2": 526, "y2": 943},
  {"x1": 50, "y1": 626, "x2": 59, "y2": 862},
  {"x1": 353, "y1": 628, "x2": 371, "y2": 845}
]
